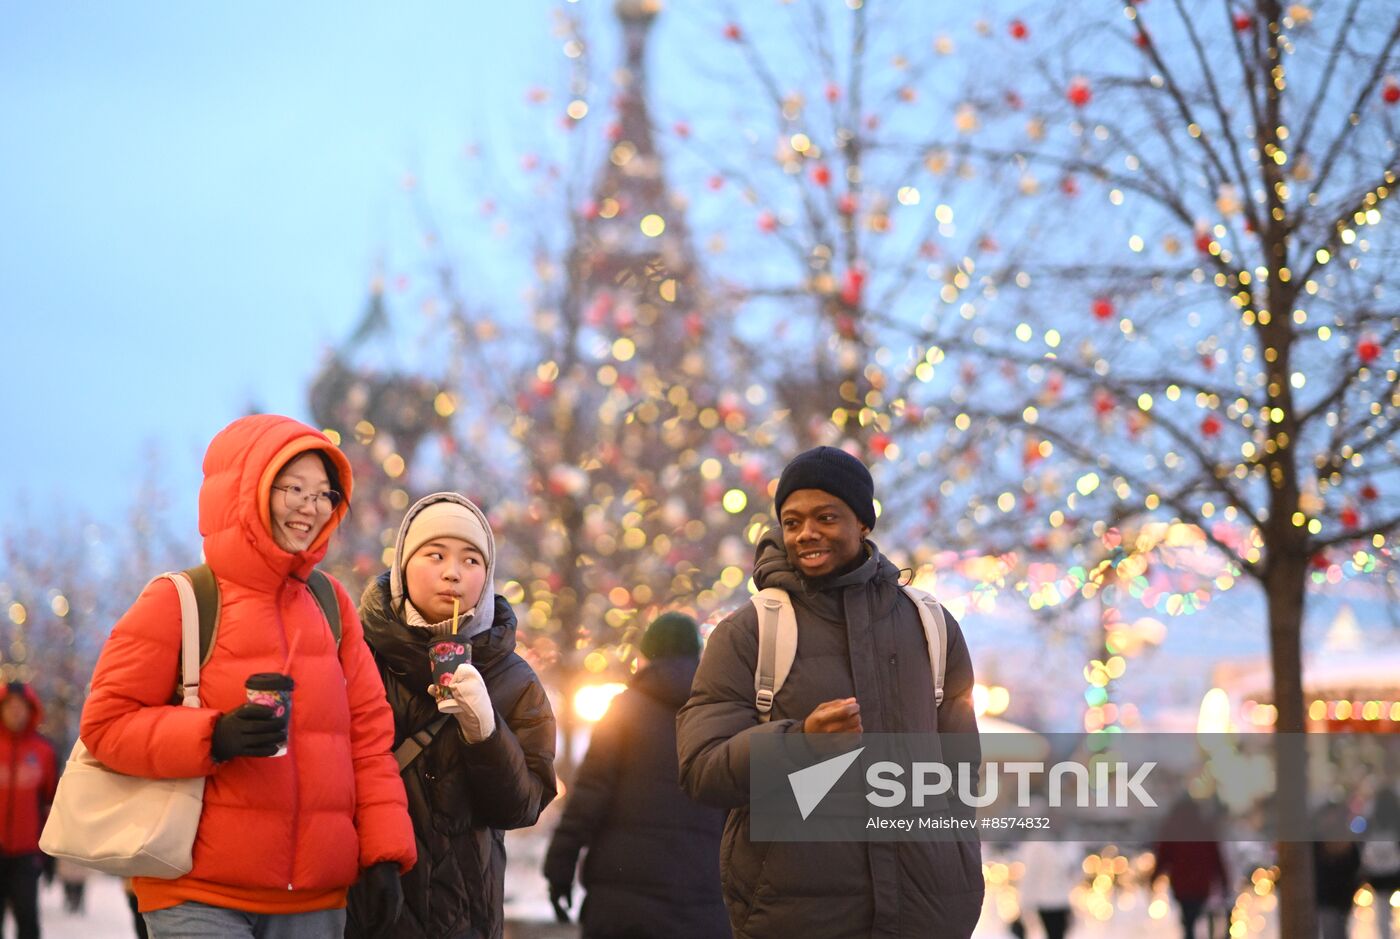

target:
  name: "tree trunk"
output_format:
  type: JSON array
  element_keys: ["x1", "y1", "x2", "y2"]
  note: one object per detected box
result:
[{"x1": 1265, "y1": 551, "x2": 1316, "y2": 939}]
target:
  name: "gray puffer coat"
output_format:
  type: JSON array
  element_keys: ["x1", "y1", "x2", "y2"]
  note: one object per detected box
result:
[{"x1": 676, "y1": 532, "x2": 984, "y2": 939}]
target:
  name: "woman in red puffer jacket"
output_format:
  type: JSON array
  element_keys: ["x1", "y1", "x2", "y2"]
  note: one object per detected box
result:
[{"x1": 80, "y1": 414, "x2": 416, "y2": 939}]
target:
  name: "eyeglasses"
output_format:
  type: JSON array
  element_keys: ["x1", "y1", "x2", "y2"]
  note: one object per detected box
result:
[{"x1": 271, "y1": 484, "x2": 342, "y2": 511}]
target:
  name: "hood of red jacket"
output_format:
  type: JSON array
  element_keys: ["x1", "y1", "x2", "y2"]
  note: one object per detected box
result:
[
  {"x1": 1, "y1": 682, "x2": 43, "y2": 736},
  {"x1": 199, "y1": 414, "x2": 354, "y2": 589}
]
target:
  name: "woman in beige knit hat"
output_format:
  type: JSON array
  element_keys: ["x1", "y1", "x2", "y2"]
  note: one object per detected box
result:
[{"x1": 346, "y1": 492, "x2": 558, "y2": 939}]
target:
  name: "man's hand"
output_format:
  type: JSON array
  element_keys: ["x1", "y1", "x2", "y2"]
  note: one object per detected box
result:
[
  {"x1": 803, "y1": 697, "x2": 862, "y2": 734},
  {"x1": 548, "y1": 879, "x2": 572, "y2": 923}
]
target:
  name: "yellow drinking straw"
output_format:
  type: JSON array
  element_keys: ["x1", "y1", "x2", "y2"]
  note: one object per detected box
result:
[{"x1": 452, "y1": 597, "x2": 460, "y2": 636}]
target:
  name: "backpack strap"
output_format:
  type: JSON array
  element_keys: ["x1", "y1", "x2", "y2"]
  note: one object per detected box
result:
[
  {"x1": 902, "y1": 586, "x2": 948, "y2": 707},
  {"x1": 307, "y1": 569, "x2": 342, "y2": 645},
  {"x1": 179, "y1": 565, "x2": 341, "y2": 675},
  {"x1": 394, "y1": 716, "x2": 450, "y2": 771},
  {"x1": 182, "y1": 564, "x2": 220, "y2": 668},
  {"x1": 751, "y1": 588, "x2": 798, "y2": 722},
  {"x1": 161, "y1": 572, "x2": 203, "y2": 708}
]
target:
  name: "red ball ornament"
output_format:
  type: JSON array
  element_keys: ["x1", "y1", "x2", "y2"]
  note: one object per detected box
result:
[
  {"x1": 1092, "y1": 296, "x2": 1115, "y2": 320},
  {"x1": 1009, "y1": 19, "x2": 1029, "y2": 40},
  {"x1": 1361, "y1": 483, "x2": 1379, "y2": 502},
  {"x1": 1067, "y1": 77, "x2": 1092, "y2": 108},
  {"x1": 1135, "y1": 30, "x2": 1151, "y2": 48},
  {"x1": 1340, "y1": 506, "x2": 1359, "y2": 529},
  {"x1": 707, "y1": 175, "x2": 725, "y2": 191},
  {"x1": 837, "y1": 193, "x2": 858, "y2": 215},
  {"x1": 757, "y1": 210, "x2": 778, "y2": 233},
  {"x1": 1384, "y1": 79, "x2": 1400, "y2": 105},
  {"x1": 1195, "y1": 229, "x2": 1214, "y2": 253},
  {"x1": 869, "y1": 434, "x2": 892, "y2": 457},
  {"x1": 825, "y1": 82, "x2": 842, "y2": 103},
  {"x1": 672, "y1": 121, "x2": 691, "y2": 139},
  {"x1": 1358, "y1": 337, "x2": 1382, "y2": 364},
  {"x1": 1200, "y1": 414, "x2": 1222, "y2": 437},
  {"x1": 840, "y1": 268, "x2": 866, "y2": 307},
  {"x1": 1060, "y1": 176, "x2": 1080, "y2": 196},
  {"x1": 1310, "y1": 553, "x2": 1330, "y2": 571},
  {"x1": 723, "y1": 22, "x2": 742, "y2": 41},
  {"x1": 1094, "y1": 390, "x2": 1116, "y2": 415},
  {"x1": 684, "y1": 312, "x2": 704, "y2": 340},
  {"x1": 1233, "y1": 11, "x2": 1252, "y2": 31},
  {"x1": 810, "y1": 164, "x2": 832, "y2": 187}
]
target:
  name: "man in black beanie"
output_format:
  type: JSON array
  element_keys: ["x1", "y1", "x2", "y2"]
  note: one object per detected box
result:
[{"x1": 677, "y1": 446, "x2": 983, "y2": 939}]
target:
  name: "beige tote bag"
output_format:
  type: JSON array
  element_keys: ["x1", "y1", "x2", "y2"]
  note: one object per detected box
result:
[{"x1": 40, "y1": 572, "x2": 207, "y2": 878}]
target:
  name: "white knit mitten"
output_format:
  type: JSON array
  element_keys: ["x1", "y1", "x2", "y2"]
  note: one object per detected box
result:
[{"x1": 445, "y1": 663, "x2": 495, "y2": 743}]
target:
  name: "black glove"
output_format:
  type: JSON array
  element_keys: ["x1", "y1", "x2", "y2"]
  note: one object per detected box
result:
[
  {"x1": 548, "y1": 879, "x2": 572, "y2": 924},
  {"x1": 359, "y1": 861, "x2": 403, "y2": 934},
  {"x1": 211, "y1": 703, "x2": 287, "y2": 762}
]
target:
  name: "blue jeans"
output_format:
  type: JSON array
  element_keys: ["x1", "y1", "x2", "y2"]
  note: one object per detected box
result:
[{"x1": 143, "y1": 901, "x2": 346, "y2": 939}]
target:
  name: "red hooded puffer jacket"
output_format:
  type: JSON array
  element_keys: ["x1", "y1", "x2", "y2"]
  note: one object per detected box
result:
[
  {"x1": 80, "y1": 414, "x2": 416, "y2": 914},
  {"x1": 0, "y1": 684, "x2": 57, "y2": 856}
]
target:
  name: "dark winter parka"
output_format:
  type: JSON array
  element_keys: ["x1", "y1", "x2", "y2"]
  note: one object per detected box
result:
[
  {"x1": 544, "y1": 657, "x2": 730, "y2": 939},
  {"x1": 347, "y1": 573, "x2": 558, "y2": 939},
  {"x1": 677, "y1": 532, "x2": 984, "y2": 939}
]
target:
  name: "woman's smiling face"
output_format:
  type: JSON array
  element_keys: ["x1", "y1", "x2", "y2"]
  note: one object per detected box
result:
[{"x1": 268, "y1": 452, "x2": 333, "y2": 553}]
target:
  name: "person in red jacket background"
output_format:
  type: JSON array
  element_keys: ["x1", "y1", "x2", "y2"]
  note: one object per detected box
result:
[
  {"x1": 0, "y1": 682, "x2": 57, "y2": 939},
  {"x1": 80, "y1": 414, "x2": 416, "y2": 939}
]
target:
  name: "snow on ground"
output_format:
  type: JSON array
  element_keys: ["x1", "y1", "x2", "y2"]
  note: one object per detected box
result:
[{"x1": 23, "y1": 864, "x2": 1394, "y2": 939}]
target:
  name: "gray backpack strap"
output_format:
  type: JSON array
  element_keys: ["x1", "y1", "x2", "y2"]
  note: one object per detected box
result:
[
  {"x1": 394, "y1": 716, "x2": 450, "y2": 771},
  {"x1": 751, "y1": 588, "x2": 799, "y2": 722},
  {"x1": 754, "y1": 594, "x2": 782, "y2": 720},
  {"x1": 903, "y1": 586, "x2": 948, "y2": 706}
]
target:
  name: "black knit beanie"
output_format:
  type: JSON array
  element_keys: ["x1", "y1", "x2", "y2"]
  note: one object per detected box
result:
[
  {"x1": 640, "y1": 612, "x2": 702, "y2": 660},
  {"x1": 774, "y1": 445, "x2": 877, "y2": 530}
]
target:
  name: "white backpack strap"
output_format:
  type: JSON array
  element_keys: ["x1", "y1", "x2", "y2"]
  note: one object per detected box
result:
[
  {"x1": 161, "y1": 573, "x2": 202, "y2": 709},
  {"x1": 903, "y1": 586, "x2": 948, "y2": 707},
  {"x1": 751, "y1": 588, "x2": 798, "y2": 722}
]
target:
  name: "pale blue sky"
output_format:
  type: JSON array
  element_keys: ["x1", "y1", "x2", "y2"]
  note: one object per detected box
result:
[{"x1": 1, "y1": 3, "x2": 559, "y2": 530}]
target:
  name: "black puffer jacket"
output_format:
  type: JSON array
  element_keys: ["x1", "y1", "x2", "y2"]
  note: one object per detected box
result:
[
  {"x1": 543, "y1": 657, "x2": 730, "y2": 939},
  {"x1": 346, "y1": 572, "x2": 558, "y2": 939},
  {"x1": 677, "y1": 532, "x2": 983, "y2": 939}
]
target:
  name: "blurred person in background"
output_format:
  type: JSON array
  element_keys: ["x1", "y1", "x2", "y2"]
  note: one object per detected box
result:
[
  {"x1": 543, "y1": 612, "x2": 729, "y2": 939},
  {"x1": 0, "y1": 682, "x2": 57, "y2": 939},
  {"x1": 55, "y1": 859, "x2": 88, "y2": 914},
  {"x1": 1010, "y1": 832, "x2": 1081, "y2": 939},
  {"x1": 1362, "y1": 785, "x2": 1400, "y2": 939},
  {"x1": 1314, "y1": 802, "x2": 1361, "y2": 939},
  {"x1": 1152, "y1": 795, "x2": 1229, "y2": 939}
]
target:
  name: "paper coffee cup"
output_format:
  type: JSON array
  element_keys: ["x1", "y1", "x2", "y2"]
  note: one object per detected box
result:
[
  {"x1": 428, "y1": 640, "x2": 472, "y2": 713},
  {"x1": 245, "y1": 672, "x2": 294, "y2": 757}
]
